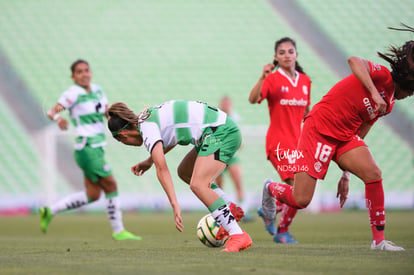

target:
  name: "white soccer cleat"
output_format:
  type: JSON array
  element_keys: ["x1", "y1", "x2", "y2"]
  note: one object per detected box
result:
[
  {"x1": 370, "y1": 240, "x2": 405, "y2": 251},
  {"x1": 261, "y1": 178, "x2": 276, "y2": 220}
]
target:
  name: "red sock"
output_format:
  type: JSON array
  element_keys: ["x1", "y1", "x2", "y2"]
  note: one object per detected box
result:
[
  {"x1": 275, "y1": 200, "x2": 284, "y2": 214},
  {"x1": 365, "y1": 179, "x2": 385, "y2": 243},
  {"x1": 268, "y1": 182, "x2": 304, "y2": 209},
  {"x1": 278, "y1": 204, "x2": 298, "y2": 233}
]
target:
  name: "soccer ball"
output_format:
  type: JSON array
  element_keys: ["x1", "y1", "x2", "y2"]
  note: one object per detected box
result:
[{"x1": 196, "y1": 213, "x2": 225, "y2": 247}]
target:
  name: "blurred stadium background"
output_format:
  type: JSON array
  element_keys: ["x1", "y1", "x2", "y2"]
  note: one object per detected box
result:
[{"x1": 0, "y1": 0, "x2": 413, "y2": 214}]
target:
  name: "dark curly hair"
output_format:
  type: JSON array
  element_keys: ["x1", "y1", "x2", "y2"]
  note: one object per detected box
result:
[{"x1": 377, "y1": 23, "x2": 414, "y2": 94}]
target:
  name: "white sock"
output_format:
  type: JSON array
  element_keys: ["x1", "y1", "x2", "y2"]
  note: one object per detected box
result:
[
  {"x1": 50, "y1": 192, "x2": 89, "y2": 215},
  {"x1": 106, "y1": 193, "x2": 124, "y2": 234},
  {"x1": 211, "y1": 183, "x2": 232, "y2": 205},
  {"x1": 211, "y1": 204, "x2": 243, "y2": 235}
]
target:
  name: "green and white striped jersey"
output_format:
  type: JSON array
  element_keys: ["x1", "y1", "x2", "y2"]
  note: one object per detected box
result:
[
  {"x1": 58, "y1": 83, "x2": 108, "y2": 150},
  {"x1": 139, "y1": 100, "x2": 227, "y2": 153}
]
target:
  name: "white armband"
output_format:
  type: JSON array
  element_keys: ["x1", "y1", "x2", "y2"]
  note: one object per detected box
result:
[{"x1": 53, "y1": 113, "x2": 62, "y2": 121}]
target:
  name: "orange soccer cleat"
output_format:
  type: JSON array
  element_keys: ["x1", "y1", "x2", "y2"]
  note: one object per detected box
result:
[{"x1": 221, "y1": 231, "x2": 252, "y2": 252}]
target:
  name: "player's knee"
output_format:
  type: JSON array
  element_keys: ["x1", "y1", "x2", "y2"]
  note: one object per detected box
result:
[
  {"x1": 189, "y1": 183, "x2": 198, "y2": 194},
  {"x1": 100, "y1": 178, "x2": 118, "y2": 193},
  {"x1": 364, "y1": 166, "x2": 382, "y2": 182},
  {"x1": 87, "y1": 193, "x2": 101, "y2": 202},
  {"x1": 295, "y1": 197, "x2": 311, "y2": 208},
  {"x1": 292, "y1": 194, "x2": 311, "y2": 208},
  {"x1": 189, "y1": 182, "x2": 203, "y2": 196}
]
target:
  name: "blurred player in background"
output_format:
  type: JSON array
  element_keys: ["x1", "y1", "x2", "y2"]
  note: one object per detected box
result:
[
  {"x1": 39, "y1": 59, "x2": 141, "y2": 241},
  {"x1": 107, "y1": 100, "x2": 252, "y2": 252},
  {"x1": 260, "y1": 31, "x2": 414, "y2": 251},
  {"x1": 215, "y1": 96, "x2": 254, "y2": 221},
  {"x1": 249, "y1": 37, "x2": 311, "y2": 243}
]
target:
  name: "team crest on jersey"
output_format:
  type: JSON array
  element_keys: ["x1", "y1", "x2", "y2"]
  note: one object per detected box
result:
[
  {"x1": 314, "y1": 161, "x2": 322, "y2": 173},
  {"x1": 103, "y1": 164, "x2": 111, "y2": 172},
  {"x1": 281, "y1": 86, "x2": 289, "y2": 92},
  {"x1": 372, "y1": 63, "x2": 381, "y2": 72},
  {"x1": 302, "y1": 86, "x2": 308, "y2": 95}
]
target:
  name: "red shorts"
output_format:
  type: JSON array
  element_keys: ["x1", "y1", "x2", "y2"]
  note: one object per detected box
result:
[
  {"x1": 295, "y1": 117, "x2": 367, "y2": 179},
  {"x1": 268, "y1": 150, "x2": 297, "y2": 182}
]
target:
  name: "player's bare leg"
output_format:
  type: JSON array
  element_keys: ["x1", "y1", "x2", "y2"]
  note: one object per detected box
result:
[
  {"x1": 178, "y1": 149, "x2": 244, "y2": 222},
  {"x1": 190, "y1": 154, "x2": 251, "y2": 252}
]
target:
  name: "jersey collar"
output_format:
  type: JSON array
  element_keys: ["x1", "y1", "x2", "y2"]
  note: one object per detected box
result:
[
  {"x1": 277, "y1": 68, "x2": 299, "y2": 87},
  {"x1": 75, "y1": 83, "x2": 92, "y2": 93}
]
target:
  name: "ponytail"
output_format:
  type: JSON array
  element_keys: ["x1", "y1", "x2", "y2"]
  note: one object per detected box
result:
[{"x1": 107, "y1": 102, "x2": 138, "y2": 136}]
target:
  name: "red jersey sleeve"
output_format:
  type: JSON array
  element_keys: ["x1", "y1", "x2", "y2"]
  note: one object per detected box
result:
[
  {"x1": 307, "y1": 60, "x2": 394, "y2": 141},
  {"x1": 259, "y1": 76, "x2": 271, "y2": 104},
  {"x1": 306, "y1": 75, "x2": 311, "y2": 107},
  {"x1": 367, "y1": 61, "x2": 395, "y2": 121},
  {"x1": 368, "y1": 61, "x2": 393, "y2": 84}
]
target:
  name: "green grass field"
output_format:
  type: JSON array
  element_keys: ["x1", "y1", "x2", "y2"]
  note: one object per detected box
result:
[{"x1": 1, "y1": 211, "x2": 413, "y2": 275}]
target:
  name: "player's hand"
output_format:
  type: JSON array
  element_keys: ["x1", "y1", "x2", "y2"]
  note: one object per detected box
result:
[
  {"x1": 57, "y1": 117, "x2": 68, "y2": 130},
  {"x1": 172, "y1": 204, "x2": 184, "y2": 232},
  {"x1": 262, "y1": 63, "x2": 275, "y2": 78},
  {"x1": 372, "y1": 92, "x2": 387, "y2": 115},
  {"x1": 131, "y1": 160, "x2": 153, "y2": 176},
  {"x1": 336, "y1": 175, "x2": 349, "y2": 208}
]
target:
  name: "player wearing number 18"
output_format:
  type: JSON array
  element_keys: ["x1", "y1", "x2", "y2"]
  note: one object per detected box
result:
[
  {"x1": 260, "y1": 26, "x2": 414, "y2": 251},
  {"x1": 39, "y1": 59, "x2": 141, "y2": 241},
  {"x1": 107, "y1": 100, "x2": 252, "y2": 252}
]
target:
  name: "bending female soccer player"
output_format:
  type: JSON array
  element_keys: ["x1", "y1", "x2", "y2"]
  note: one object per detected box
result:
[
  {"x1": 260, "y1": 34, "x2": 414, "y2": 251},
  {"x1": 107, "y1": 100, "x2": 252, "y2": 252}
]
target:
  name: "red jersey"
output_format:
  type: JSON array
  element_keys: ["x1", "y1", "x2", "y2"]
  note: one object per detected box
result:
[
  {"x1": 308, "y1": 61, "x2": 395, "y2": 141},
  {"x1": 259, "y1": 68, "x2": 311, "y2": 156}
]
